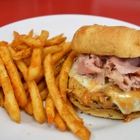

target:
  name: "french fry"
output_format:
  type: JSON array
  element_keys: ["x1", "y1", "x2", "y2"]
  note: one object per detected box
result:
[
  {"x1": 0, "y1": 41, "x2": 8, "y2": 46},
  {"x1": 9, "y1": 45, "x2": 32, "y2": 60},
  {"x1": 52, "y1": 42, "x2": 71, "y2": 64},
  {"x1": 38, "y1": 78, "x2": 46, "y2": 92},
  {"x1": 26, "y1": 30, "x2": 49, "y2": 81},
  {"x1": 59, "y1": 51, "x2": 77, "y2": 102},
  {"x1": 0, "y1": 88, "x2": 4, "y2": 108},
  {"x1": 44, "y1": 53, "x2": 91, "y2": 140},
  {"x1": 0, "y1": 46, "x2": 27, "y2": 107},
  {"x1": 24, "y1": 96, "x2": 33, "y2": 115},
  {"x1": 23, "y1": 56, "x2": 31, "y2": 67},
  {"x1": 28, "y1": 29, "x2": 33, "y2": 37},
  {"x1": 39, "y1": 30, "x2": 49, "y2": 43},
  {"x1": 27, "y1": 80, "x2": 46, "y2": 124},
  {"x1": 66, "y1": 99, "x2": 83, "y2": 124},
  {"x1": 39, "y1": 87, "x2": 48, "y2": 101},
  {"x1": 43, "y1": 45, "x2": 63, "y2": 58},
  {"x1": 11, "y1": 31, "x2": 23, "y2": 49},
  {"x1": 54, "y1": 110, "x2": 67, "y2": 131},
  {"x1": 45, "y1": 34, "x2": 66, "y2": 46},
  {"x1": 53, "y1": 55, "x2": 67, "y2": 77},
  {"x1": 16, "y1": 60, "x2": 45, "y2": 124},
  {"x1": 45, "y1": 93, "x2": 55, "y2": 124},
  {"x1": 19, "y1": 35, "x2": 45, "y2": 48},
  {"x1": 27, "y1": 47, "x2": 43, "y2": 81},
  {"x1": 0, "y1": 58, "x2": 20, "y2": 123}
]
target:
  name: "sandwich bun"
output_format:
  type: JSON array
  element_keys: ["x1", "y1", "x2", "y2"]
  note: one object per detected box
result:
[{"x1": 71, "y1": 24, "x2": 140, "y2": 58}]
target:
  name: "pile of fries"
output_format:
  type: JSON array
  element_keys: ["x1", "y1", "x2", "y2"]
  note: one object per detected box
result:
[{"x1": 0, "y1": 30, "x2": 91, "y2": 140}]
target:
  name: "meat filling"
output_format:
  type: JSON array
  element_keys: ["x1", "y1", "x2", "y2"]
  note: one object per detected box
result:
[{"x1": 76, "y1": 54, "x2": 140, "y2": 91}]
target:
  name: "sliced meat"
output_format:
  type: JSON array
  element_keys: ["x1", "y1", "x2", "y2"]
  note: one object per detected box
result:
[{"x1": 76, "y1": 54, "x2": 140, "y2": 91}]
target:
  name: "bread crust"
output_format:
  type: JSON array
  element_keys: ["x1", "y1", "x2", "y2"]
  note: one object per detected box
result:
[
  {"x1": 68, "y1": 77, "x2": 140, "y2": 120},
  {"x1": 71, "y1": 24, "x2": 140, "y2": 58}
]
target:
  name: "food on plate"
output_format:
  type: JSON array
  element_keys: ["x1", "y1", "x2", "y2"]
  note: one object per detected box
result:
[
  {"x1": 68, "y1": 24, "x2": 140, "y2": 122},
  {"x1": 0, "y1": 29, "x2": 91, "y2": 140},
  {"x1": 0, "y1": 58, "x2": 21, "y2": 123},
  {"x1": 44, "y1": 53, "x2": 91, "y2": 140}
]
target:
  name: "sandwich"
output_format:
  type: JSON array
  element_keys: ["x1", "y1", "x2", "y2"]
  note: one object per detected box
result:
[{"x1": 68, "y1": 24, "x2": 140, "y2": 122}]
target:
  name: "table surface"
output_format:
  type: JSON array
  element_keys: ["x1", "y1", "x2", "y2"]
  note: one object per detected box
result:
[{"x1": 0, "y1": 0, "x2": 140, "y2": 27}]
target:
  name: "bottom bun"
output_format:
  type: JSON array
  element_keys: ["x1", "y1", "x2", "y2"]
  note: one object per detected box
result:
[{"x1": 68, "y1": 77, "x2": 140, "y2": 121}]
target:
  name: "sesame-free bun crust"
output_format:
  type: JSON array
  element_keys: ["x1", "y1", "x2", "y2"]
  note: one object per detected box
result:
[
  {"x1": 71, "y1": 24, "x2": 140, "y2": 58},
  {"x1": 68, "y1": 77, "x2": 140, "y2": 120}
]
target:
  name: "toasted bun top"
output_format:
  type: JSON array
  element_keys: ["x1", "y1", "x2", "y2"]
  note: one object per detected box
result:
[{"x1": 71, "y1": 24, "x2": 140, "y2": 58}]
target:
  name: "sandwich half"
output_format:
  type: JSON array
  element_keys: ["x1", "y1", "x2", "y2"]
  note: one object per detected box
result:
[{"x1": 68, "y1": 24, "x2": 140, "y2": 122}]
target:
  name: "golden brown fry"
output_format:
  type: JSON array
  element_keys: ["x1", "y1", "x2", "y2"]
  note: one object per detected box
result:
[
  {"x1": 0, "y1": 58, "x2": 20, "y2": 123},
  {"x1": 38, "y1": 78, "x2": 46, "y2": 92},
  {"x1": 44, "y1": 54, "x2": 91, "y2": 140},
  {"x1": 28, "y1": 81, "x2": 46, "y2": 124},
  {"x1": 15, "y1": 60, "x2": 28, "y2": 81},
  {"x1": 53, "y1": 55, "x2": 67, "y2": 77},
  {"x1": 59, "y1": 51, "x2": 77, "y2": 102},
  {"x1": 34, "y1": 68, "x2": 44, "y2": 83},
  {"x1": 16, "y1": 60, "x2": 45, "y2": 124},
  {"x1": 13, "y1": 47, "x2": 32, "y2": 60},
  {"x1": 23, "y1": 56, "x2": 31, "y2": 67},
  {"x1": 54, "y1": 110, "x2": 67, "y2": 131},
  {"x1": 43, "y1": 45, "x2": 63, "y2": 58},
  {"x1": 0, "y1": 46, "x2": 27, "y2": 107},
  {"x1": 11, "y1": 31, "x2": 23, "y2": 49},
  {"x1": 27, "y1": 47, "x2": 43, "y2": 81},
  {"x1": 40, "y1": 87, "x2": 48, "y2": 101},
  {"x1": 19, "y1": 35, "x2": 45, "y2": 48},
  {"x1": 0, "y1": 41, "x2": 8, "y2": 46},
  {"x1": 52, "y1": 42, "x2": 71, "y2": 64},
  {"x1": 24, "y1": 96, "x2": 33, "y2": 115},
  {"x1": 23, "y1": 82, "x2": 28, "y2": 91},
  {"x1": 28, "y1": 29, "x2": 33, "y2": 37},
  {"x1": 45, "y1": 93, "x2": 55, "y2": 124},
  {"x1": 39, "y1": 30, "x2": 49, "y2": 43},
  {"x1": 46, "y1": 34, "x2": 66, "y2": 46},
  {"x1": 0, "y1": 88, "x2": 4, "y2": 108},
  {"x1": 67, "y1": 99, "x2": 83, "y2": 124}
]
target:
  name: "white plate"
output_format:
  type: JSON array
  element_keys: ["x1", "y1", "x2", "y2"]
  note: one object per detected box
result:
[{"x1": 0, "y1": 14, "x2": 140, "y2": 140}]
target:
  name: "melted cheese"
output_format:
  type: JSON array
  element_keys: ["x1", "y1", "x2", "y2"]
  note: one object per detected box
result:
[{"x1": 69, "y1": 62, "x2": 140, "y2": 114}]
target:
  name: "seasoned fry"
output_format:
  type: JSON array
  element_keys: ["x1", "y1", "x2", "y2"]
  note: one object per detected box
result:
[
  {"x1": 39, "y1": 30, "x2": 49, "y2": 43},
  {"x1": 40, "y1": 87, "x2": 48, "y2": 101},
  {"x1": 16, "y1": 60, "x2": 45, "y2": 124},
  {"x1": 54, "y1": 110, "x2": 67, "y2": 131},
  {"x1": 52, "y1": 42, "x2": 71, "y2": 64},
  {"x1": 27, "y1": 47, "x2": 43, "y2": 81},
  {"x1": 19, "y1": 35, "x2": 45, "y2": 48},
  {"x1": 9, "y1": 45, "x2": 32, "y2": 60},
  {"x1": 0, "y1": 41, "x2": 8, "y2": 46},
  {"x1": 23, "y1": 57, "x2": 31, "y2": 67},
  {"x1": 0, "y1": 46, "x2": 27, "y2": 107},
  {"x1": 45, "y1": 93, "x2": 55, "y2": 124},
  {"x1": 27, "y1": 80, "x2": 46, "y2": 124},
  {"x1": 45, "y1": 34, "x2": 66, "y2": 46},
  {"x1": 53, "y1": 55, "x2": 67, "y2": 77},
  {"x1": 66, "y1": 99, "x2": 83, "y2": 123},
  {"x1": 59, "y1": 51, "x2": 77, "y2": 102},
  {"x1": 0, "y1": 88, "x2": 4, "y2": 108},
  {"x1": 38, "y1": 78, "x2": 46, "y2": 92},
  {"x1": 43, "y1": 45, "x2": 63, "y2": 57},
  {"x1": 44, "y1": 53, "x2": 91, "y2": 140},
  {"x1": 24, "y1": 96, "x2": 33, "y2": 115},
  {"x1": 0, "y1": 58, "x2": 20, "y2": 123},
  {"x1": 28, "y1": 29, "x2": 33, "y2": 37}
]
